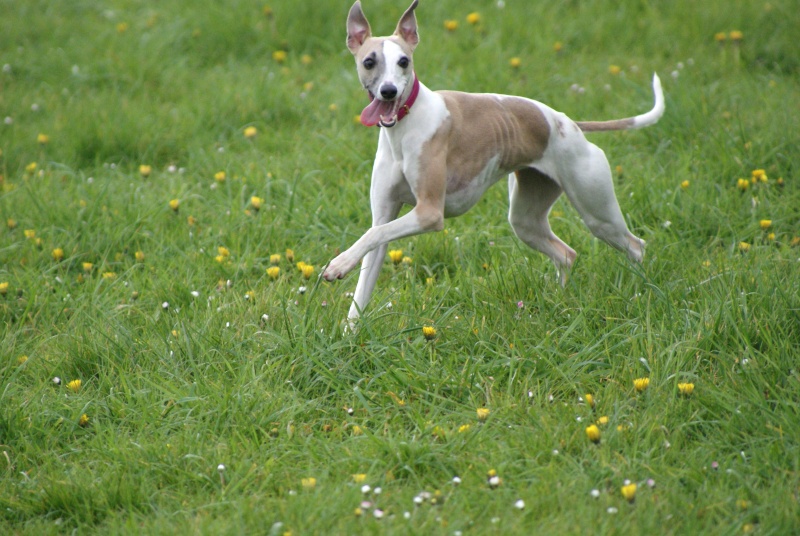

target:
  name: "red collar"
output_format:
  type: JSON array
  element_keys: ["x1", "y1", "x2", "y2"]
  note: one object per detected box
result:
[{"x1": 367, "y1": 74, "x2": 420, "y2": 126}]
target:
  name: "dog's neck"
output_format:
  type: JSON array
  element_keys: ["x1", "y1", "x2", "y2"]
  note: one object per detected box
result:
[{"x1": 366, "y1": 73, "x2": 420, "y2": 127}]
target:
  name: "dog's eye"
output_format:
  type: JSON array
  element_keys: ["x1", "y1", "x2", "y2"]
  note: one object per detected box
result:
[
  {"x1": 363, "y1": 57, "x2": 376, "y2": 70},
  {"x1": 398, "y1": 57, "x2": 409, "y2": 69}
]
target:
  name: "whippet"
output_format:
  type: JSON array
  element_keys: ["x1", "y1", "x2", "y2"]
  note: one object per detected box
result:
[{"x1": 323, "y1": 0, "x2": 665, "y2": 325}]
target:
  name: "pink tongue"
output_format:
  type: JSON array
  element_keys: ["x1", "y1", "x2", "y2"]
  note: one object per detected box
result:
[{"x1": 360, "y1": 99, "x2": 397, "y2": 127}]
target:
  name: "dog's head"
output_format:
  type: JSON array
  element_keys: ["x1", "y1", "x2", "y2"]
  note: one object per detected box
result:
[{"x1": 346, "y1": 1, "x2": 419, "y2": 127}]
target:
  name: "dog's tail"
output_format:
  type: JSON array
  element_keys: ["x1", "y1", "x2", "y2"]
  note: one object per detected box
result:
[{"x1": 576, "y1": 73, "x2": 664, "y2": 132}]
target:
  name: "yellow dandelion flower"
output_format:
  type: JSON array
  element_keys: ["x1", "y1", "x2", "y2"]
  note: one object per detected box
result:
[
  {"x1": 37, "y1": 133, "x2": 50, "y2": 145},
  {"x1": 285, "y1": 249, "x2": 295, "y2": 263},
  {"x1": 187, "y1": 215, "x2": 198, "y2": 226},
  {"x1": 134, "y1": 251, "x2": 145, "y2": 262},
  {"x1": 17, "y1": 355, "x2": 27, "y2": 365},
  {"x1": 736, "y1": 178, "x2": 750, "y2": 191},
  {"x1": 597, "y1": 416, "x2": 609, "y2": 425},
  {"x1": 714, "y1": 32, "x2": 727, "y2": 43},
  {"x1": 272, "y1": 50, "x2": 288, "y2": 63},
  {"x1": 608, "y1": 65, "x2": 622, "y2": 75},
  {"x1": 585, "y1": 424, "x2": 601, "y2": 443},
  {"x1": 24, "y1": 229, "x2": 36, "y2": 239},
  {"x1": 633, "y1": 377, "x2": 650, "y2": 392},
  {"x1": 82, "y1": 262, "x2": 94, "y2": 272},
  {"x1": 388, "y1": 249, "x2": 403, "y2": 264},
  {"x1": 52, "y1": 248, "x2": 64, "y2": 262},
  {"x1": 6, "y1": 218, "x2": 17, "y2": 230},
  {"x1": 466, "y1": 12, "x2": 481, "y2": 25},
  {"x1": 301, "y1": 54, "x2": 313, "y2": 65},
  {"x1": 244, "y1": 126, "x2": 258, "y2": 139},
  {"x1": 458, "y1": 424, "x2": 471, "y2": 433},
  {"x1": 267, "y1": 266, "x2": 280, "y2": 279},
  {"x1": 401, "y1": 256, "x2": 412, "y2": 265},
  {"x1": 621, "y1": 483, "x2": 637, "y2": 502},
  {"x1": 67, "y1": 379, "x2": 82, "y2": 392},
  {"x1": 444, "y1": 20, "x2": 458, "y2": 31},
  {"x1": 677, "y1": 382, "x2": 695, "y2": 396},
  {"x1": 251, "y1": 196, "x2": 264, "y2": 210},
  {"x1": 296, "y1": 261, "x2": 308, "y2": 271},
  {"x1": 509, "y1": 57, "x2": 522, "y2": 69},
  {"x1": 352, "y1": 474, "x2": 367, "y2": 483},
  {"x1": 79, "y1": 414, "x2": 90, "y2": 427},
  {"x1": 139, "y1": 164, "x2": 152, "y2": 178},
  {"x1": 729, "y1": 30, "x2": 743, "y2": 42},
  {"x1": 301, "y1": 264, "x2": 315, "y2": 279},
  {"x1": 214, "y1": 171, "x2": 226, "y2": 182},
  {"x1": 584, "y1": 394, "x2": 595, "y2": 408},
  {"x1": 476, "y1": 407, "x2": 490, "y2": 421},
  {"x1": 426, "y1": 277, "x2": 435, "y2": 286},
  {"x1": 736, "y1": 499, "x2": 749, "y2": 510},
  {"x1": 116, "y1": 22, "x2": 129, "y2": 33},
  {"x1": 759, "y1": 219, "x2": 772, "y2": 230},
  {"x1": 301, "y1": 477, "x2": 317, "y2": 489},
  {"x1": 776, "y1": 177, "x2": 784, "y2": 186},
  {"x1": 352, "y1": 425, "x2": 364, "y2": 436},
  {"x1": 102, "y1": 272, "x2": 116, "y2": 280},
  {"x1": 767, "y1": 232, "x2": 775, "y2": 241},
  {"x1": 0, "y1": 282, "x2": 8, "y2": 295},
  {"x1": 791, "y1": 237, "x2": 800, "y2": 247},
  {"x1": 169, "y1": 199, "x2": 180, "y2": 212},
  {"x1": 218, "y1": 246, "x2": 230, "y2": 258},
  {"x1": 422, "y1": 325, "x2": 437, "y2": 340},
  {"x1": 680, "y1": 180, "x2": 690, "y2": 190},
  {"x1": 270, "y1": 254, "x2": 281, "y2": 265},
  {"x1": 553, "y1": 41, "x2": 563, "y2": 53},
  {"x1": 25, "y1": 162, "x2": 37, "y2": 174},
  {"x1": 328, "y1": 103, "x2": 338, "y2": 112},
  {"x1": 738, "y1": 242, "x2": 751, "y2": 253},
  {"x1": 751, "y1": 169, "x2": 766, "y2": 181}
]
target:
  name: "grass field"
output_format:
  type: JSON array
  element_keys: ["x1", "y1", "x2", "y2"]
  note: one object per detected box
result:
[{"x1": 2, "y1": 0, "x2": 799, "y2": 533}]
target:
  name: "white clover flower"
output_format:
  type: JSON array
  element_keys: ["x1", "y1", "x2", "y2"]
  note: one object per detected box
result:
[
  {"x1": 161, "y1": 302, "x2": 169, "y2": 310},
  {"x1": 514, "y1": 499, "x2": 525, "y2": 510},
  {"x1": 591, "y1": 489, "x2": 600, "y2": 498},
  {"x1": 361, "y1": 484, "x2": 371, "y2": 494},
  {"x1": 452, "y1": 476, "x2": 462, "y2": 485},
  {"x1": 217, "y1": 464, "x2": 226, "y2": 471}
]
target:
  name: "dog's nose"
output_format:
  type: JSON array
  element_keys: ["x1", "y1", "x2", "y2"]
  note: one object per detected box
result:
[{"x1": 380, "y1": 85, "x2": 398, "y2": 100}]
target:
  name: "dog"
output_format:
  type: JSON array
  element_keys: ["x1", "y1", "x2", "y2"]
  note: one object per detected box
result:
[{"x1": 323, "y1": 0, "x2": 664, "y2": 326}]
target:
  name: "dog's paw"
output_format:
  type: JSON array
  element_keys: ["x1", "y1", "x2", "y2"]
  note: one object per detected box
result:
[{"x1": 322, "y1": 255, "x2": 354, "y2": 281}]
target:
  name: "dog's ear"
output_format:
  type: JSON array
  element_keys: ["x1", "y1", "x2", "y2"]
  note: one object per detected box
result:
[
  {"x1": 394, "y1": 0, "x2": 419, "y2": 50},
  {"x1": 346, "y1": 1, "x2": 372, "y2": 54}
]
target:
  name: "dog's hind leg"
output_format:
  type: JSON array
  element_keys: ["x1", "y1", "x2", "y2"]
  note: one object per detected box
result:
[
  {"x1": 508, "y1": 168, "x2": 577, "y2": 285},
  {"x1": 557, "y1": 143, "x2": 645, "y2": 263}
]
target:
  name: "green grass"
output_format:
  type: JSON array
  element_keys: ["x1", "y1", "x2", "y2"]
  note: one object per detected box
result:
[{"x1": 1, "y1": 0, "x2": 799, "y2": 533}]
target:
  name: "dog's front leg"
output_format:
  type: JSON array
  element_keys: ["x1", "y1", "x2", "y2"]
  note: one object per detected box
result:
[
  {"x1": 347, "y1": 183, "x2": 403, "y2": 325},
  {"x1": 324, "y1": 202, "x2": 443, "y2": 282},
  {"x1": 323, "y1": 157, "x2": 446, "y2": 285}
]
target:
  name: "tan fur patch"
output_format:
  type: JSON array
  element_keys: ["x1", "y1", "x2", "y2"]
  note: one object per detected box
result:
[{"x1": 433, "y1": 92, "x2": 551, "y2": 193}]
